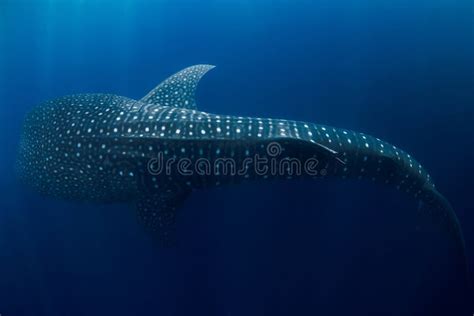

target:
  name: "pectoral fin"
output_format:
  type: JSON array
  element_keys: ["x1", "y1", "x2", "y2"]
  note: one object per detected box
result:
[{"x1": 135, "y1": 188, "x2": 190, "y2": 246}]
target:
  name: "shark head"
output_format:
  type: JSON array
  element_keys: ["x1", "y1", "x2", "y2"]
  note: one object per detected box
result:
[{"x1": 16, "y1": 65, "x2": 216, "y2": 203}]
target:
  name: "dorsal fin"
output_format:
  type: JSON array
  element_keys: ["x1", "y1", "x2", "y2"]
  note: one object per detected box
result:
[{"x1": 139, "y1": 64, "x2": 215, "y2": 111}]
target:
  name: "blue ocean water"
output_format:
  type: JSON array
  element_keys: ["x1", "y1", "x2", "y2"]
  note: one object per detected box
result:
[{"x1": 0, "y1": 0, "x2": 473, "y2": 315}]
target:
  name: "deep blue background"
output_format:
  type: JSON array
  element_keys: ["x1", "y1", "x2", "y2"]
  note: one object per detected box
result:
[{"x1": 0, "y1": 0, "x2": 473, "y2": 315}]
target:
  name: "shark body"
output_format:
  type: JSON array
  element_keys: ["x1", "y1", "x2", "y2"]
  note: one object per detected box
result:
[{"x1": 17, "y1": 65, "x2": 465, "y2": 257}]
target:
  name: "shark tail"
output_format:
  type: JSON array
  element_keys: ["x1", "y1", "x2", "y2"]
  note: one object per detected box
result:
[{"x1": 418, "y1": 186, "x2": 472, "y2": 302}]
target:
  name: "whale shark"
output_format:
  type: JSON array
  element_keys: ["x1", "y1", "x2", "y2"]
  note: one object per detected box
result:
[{"x1": 17, "y1": 65, "x2": 466, "y2": 262}]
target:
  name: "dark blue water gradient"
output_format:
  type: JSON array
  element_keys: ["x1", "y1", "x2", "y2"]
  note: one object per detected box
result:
[{"x1": 0, "y1": 0, "x2": 473, "y2": 315}]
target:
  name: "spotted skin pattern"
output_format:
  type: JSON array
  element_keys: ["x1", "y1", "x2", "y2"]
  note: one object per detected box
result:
[{"x1": 16, "y1": 65, "x2": 465, "y2": 255}]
